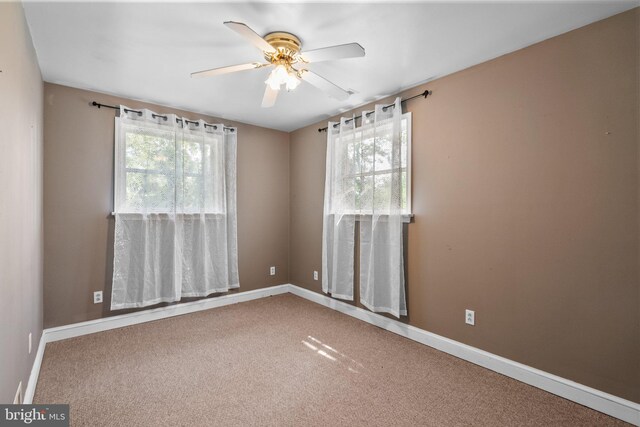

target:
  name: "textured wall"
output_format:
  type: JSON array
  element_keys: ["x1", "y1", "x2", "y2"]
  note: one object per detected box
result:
[
  {"x1": 289, "y1": 9, "x2": 639, "y2": 402},
  {"x1": 43, "y1": 83, "x2": 290, "y2": 328},
  {"x1": 0, "y1": 2, "x2": 44, "y2": 403}
]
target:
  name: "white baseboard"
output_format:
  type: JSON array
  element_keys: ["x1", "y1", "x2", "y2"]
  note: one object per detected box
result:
[
  {"x1": 286, "y1": 284, "x2": 640, "y2": 426},
  {"x1": 24, "y1": 334, "x2": 45, "y2": 404},
  {"x1": 13, "y1": 382, "x2": 22, "y2": 404},
  {"x1": 24, "y1": 282, "x2": 639, "y2": 425}
]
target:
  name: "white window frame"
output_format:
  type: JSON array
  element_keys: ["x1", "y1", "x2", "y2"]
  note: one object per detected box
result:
[{"x1": 329, "y1": 112, "x2": 412, "y2": 221}]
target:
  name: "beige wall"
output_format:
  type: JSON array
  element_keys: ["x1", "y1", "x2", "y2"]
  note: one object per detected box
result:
[
  {"x1": 290, "y1": 9, "x2": 639, "y2": 402},
  {"x1": 43, "y1": 84, "x2": 290, "y2": 328},
  {"x1": 0, "y1": 2, "x2": 44, "y2": 403}
]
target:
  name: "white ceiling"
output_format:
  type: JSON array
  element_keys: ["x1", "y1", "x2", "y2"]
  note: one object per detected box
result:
[{"x1": 23, "y1": 1, "x2": 637, "y2": 132}]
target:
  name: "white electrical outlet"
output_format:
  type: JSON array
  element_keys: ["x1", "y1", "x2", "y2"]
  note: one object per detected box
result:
[
  {"x1": 93, "y1": 291, "x2": 103, "y2": 304},
  {"x1": 465, "y1": 309, "x2": 475, "y2": 326},
  {"x1": 28, "y1": 332, "x2": 32, "y2": 354},
  {"x1": 313, "y1": 271, "x2": 319, "y2": 281},
  {"x1": 269, "y1": 266, "x2": 276, "y2": 276}
]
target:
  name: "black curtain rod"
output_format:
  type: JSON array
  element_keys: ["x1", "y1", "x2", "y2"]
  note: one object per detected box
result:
[
  {"x1": 91, "y1": 101, "x2": 235, "y2": 132},
  {"x1": 317, "y1": 89, "x2": 432, "y2": 133}
]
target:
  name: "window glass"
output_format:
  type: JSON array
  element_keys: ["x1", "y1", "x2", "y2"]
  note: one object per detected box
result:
[
  {"x1": 116, "y1": 124, "x2": 224, "y2": 214},
  {"x1": 329, "y1": 114, "x2": 411, "y2": 215}
]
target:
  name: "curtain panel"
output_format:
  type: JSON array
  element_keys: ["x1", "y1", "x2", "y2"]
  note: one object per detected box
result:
[
  {"x1": 322, "y1": 97, "x2": 407, "y2": 317},
  {"x1": 111, "y1": 106, "x2": 239, "y2": 309},
  {"x1": 321, "y1": 116, "x2": 357, "y2": 300}
]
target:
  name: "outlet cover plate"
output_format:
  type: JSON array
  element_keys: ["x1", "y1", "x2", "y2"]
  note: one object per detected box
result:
[
  {"x1": 93, "y1": 291, "x2": 103, "y2": 304},
  {"x1": 465, "y1": 309, "x2": 475, "y2": 326},
  {"x1": 269, "y1": 266, "x2": 276, "y2": 276}
]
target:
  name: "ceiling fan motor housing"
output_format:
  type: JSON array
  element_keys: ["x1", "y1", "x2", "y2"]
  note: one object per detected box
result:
[{"x1": 264, "y1": 32, "x2": 302, "y2": 64}]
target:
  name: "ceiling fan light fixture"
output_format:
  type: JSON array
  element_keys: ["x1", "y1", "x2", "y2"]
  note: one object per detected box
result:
[
  {"x1": 265, "y1": 64, "x2": 288, "y2": 90},
  {"x1": 285, "y1": 73, "x2": 301, "y2": 91},
  {"x1": 265, "y1": 64, "x2": 301, "y2": 92}
]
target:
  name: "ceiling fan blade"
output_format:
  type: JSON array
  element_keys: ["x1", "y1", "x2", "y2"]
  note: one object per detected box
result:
[
  {"x1": 191, "y1": 62, "x2": 269, "y2": 78},
  {"x1": 299, "y1": 43, "x2": 365, "y2": 63},
  {"x1": 262, "y1": 85, "x2": 279, "y2": 108},
  {"x1": 224, "y1": 21, "x2": 276, "y2": 54},
  {"x1": 300, "y1": 70, "x2": 350, "y2": 101}
]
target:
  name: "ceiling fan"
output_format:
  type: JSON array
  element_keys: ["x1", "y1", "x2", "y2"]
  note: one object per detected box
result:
[{"x1": 191, "y1": 21, "x2": 365, "y2": 108}]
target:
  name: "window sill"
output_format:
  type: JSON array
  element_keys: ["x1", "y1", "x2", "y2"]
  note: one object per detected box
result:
[
  {"x1": 110, "y1": 212, "x2": 414, "y2": 223},
  {"x1": 110, "y1": 212, "x2": 225, "y2": 217},
  {"x1": 328, "y1": 213, "x2": 414, "y2": 224}
]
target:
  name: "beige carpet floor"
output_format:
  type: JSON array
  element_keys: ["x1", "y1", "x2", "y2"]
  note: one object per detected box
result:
[{"x1": 34, "y1": 294, "x2": 628, "y2": 426}]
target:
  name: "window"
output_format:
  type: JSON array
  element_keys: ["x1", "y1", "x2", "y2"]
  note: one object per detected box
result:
[
  {"x1": 114, "y1": 120, "x2": 226, "y2": 214},
  {"x1": 322, "y1": 99, "x2": 408, "y2": 315},
  {"x1": 118, "y1": 126, "x2": 176, "y2": 213},
  {"x1": 111, "y1": 106, "x2": 239, "y2": 309},
  {"x1": 329, "y1": 112, "x2": 411, "y2": 216}
]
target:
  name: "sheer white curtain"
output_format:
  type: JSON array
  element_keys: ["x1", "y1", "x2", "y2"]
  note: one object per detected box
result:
[
  {"x1": 111, "y1": 106, "x2": 238, "y2": 309},
  {"x1": 322, "y1": 116, "x2": 357, "y2": 300},
  {"x1": 359, "y1": 98, "x2": 406, "y2": 317},
  {"x1": 322, "y1": 97, "x2": 406, "y2": 317}
]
